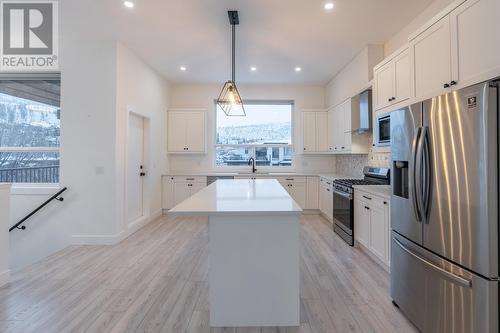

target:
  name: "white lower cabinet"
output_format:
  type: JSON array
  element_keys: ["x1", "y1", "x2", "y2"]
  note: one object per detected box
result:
[
  {"x1": 305, "y1": 177, "x2": 319, "y2": 210},
  {"x1": 319, "y1": 177, "x2": 333, "y2": 222},
  {"x1": 277, "y1": 177, "x2": 307, "y2": 209},
  {"x1": 163, "y1": 176, "x2": 207, "y2": 208},
  {"x1": 354, "y1": 190, "x2": 390, "y2": 268}
]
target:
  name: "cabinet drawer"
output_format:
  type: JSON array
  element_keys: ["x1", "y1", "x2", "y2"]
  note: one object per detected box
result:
[
  {"x1": 276, "y1": 176, "x2": 306, "y2": 184},
  {"x1": 173, "y1": 176, "x2": 207, "y2": 184},
  {"x1": 354, "y1": 191, "x2": 389, "y2": 209}
]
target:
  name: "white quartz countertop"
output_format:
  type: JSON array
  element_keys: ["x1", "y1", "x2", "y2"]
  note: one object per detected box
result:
[
  {"x1": 168, "y1": 179, "x2": 303, "y2": 216},
  {"x1": 353, "y1": 185, "x2": 391, "y2": 199},
  {"x1": 163, "y1": 172, "x2": 321, "y2": 177}
]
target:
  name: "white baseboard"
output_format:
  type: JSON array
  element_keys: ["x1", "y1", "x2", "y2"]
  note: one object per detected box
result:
[
  {"x1": 0, "y1": 270, "x2": 10, "y2": 288},
  {"x1": 71, "y1": 209, "x2": 163, "y2": 246}
]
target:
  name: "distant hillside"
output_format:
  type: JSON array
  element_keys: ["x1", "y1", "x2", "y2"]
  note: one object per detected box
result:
[{"x1": 217, "y1": 122, "x2": 291, "y2": 145}]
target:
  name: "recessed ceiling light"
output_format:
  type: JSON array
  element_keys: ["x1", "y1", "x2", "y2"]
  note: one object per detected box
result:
[
  {"x1": 250, "y1": 66, "x2": 257, "y2": 72},
  {"x1": 295, "y1": 67, "x2": 302, "y2": 72},
  {"x1": 123, "y1": 1, "x2": 135, "y2": 8},
  {"x1": 324, "y1": 2, "x2": 334, "y2": 10},
  {"x1": 180, "y1": 66, "x2": 187, "y2": 71}
]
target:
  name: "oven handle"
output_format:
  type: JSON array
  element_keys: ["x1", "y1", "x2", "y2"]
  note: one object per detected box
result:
[{"x1": 331, "y1": 188, "x2": 352, "y2": 200}]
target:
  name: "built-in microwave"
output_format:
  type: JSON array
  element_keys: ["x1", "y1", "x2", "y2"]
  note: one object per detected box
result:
[{"x1": 374, "y1": 113, "x2": 391, "y2": 147}]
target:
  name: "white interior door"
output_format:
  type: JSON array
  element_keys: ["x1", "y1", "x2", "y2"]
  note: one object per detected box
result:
[{"x1": 127, "y1": 113, "x2": 145, "y2": 222}]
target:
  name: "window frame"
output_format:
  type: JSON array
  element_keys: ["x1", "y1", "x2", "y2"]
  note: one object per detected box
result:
[
  {"x1": 213, "y1": 100, "x2": 295, "y2": 172},
  {"x1": 0, "y1": 72, "x2": 61, "y2": 185}
]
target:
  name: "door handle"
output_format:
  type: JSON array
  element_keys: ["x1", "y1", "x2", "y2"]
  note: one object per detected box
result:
[
  {"x1": 421, "y1": 126, "x2": 431, "y2": 219},
  {"x1": 140, "y1": 172, "x2": 146, "y2": 177},
  {"x1": 411, "y1": 127, "x2": 423, "y2": 222},
  {"x1": 393, "y1": 237, "x2": 472, "y2": 288}
]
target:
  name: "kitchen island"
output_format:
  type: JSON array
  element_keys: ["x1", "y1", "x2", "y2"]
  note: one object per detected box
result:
[{"x1": 169, "y1": 179, "x2": 302, "y2": 327}]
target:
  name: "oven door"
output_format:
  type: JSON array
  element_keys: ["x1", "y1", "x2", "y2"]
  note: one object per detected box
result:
[
  {"x1": 332, "y1": 188, "x2": 353, "y2": 235},
  {"x1": 375, "y1": 114, "x2": 391, "y2": 146}
]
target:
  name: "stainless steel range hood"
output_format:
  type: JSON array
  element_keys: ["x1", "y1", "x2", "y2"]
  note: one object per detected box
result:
[{"x1": 351, "y1": 89, "x2": 372, "y2": 135}]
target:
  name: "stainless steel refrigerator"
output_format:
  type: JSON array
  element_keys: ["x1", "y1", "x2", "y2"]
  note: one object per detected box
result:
[{"x1": 390, "y1": 79, "x2": 499, "y2": 333}]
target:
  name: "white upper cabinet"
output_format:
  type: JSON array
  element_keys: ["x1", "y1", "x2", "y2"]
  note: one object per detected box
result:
[
  {"x1": 167, "y1": 110, "x2": 206, "y2": 153},
  {"x1": 315, "y1": 112, "x2": 329, "y2": 152},
  {"x1": 302, "y1": 111, "x2": 328, "y2": 153},
  {"x1": 450, "y1": 0, "x2": 500, "y2": 90},
  {"x1": 374, "y1": 48, "x2": 411, "y2": 111},
  {"x1": 374, "y1": 61, "x2": 394, "y2": 110},
  {"x1": 393, "y1": 50, "x2": 411, "y2": 104},
  {"x1": 410, "y1": 15, "x2": 452, "y2": 100}
]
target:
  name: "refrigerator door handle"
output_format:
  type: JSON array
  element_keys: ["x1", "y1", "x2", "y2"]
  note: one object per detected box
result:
[
  {"x1": 415, "y1": 126, "x2": 426, "y2": 223},
  {"x1": 421, "y1": 126, "x2": 431, "y2": 219},
  {"x1": 393, "y1": 237, "x2": 473, "y2": 288},
  {"x1": 411, "y1": 127, "x2": 422, "y2": 222}
]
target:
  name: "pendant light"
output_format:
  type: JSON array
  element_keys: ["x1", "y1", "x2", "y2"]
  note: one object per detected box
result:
[{"x1": 217, "y1": 11, "x2": 245, "y2": 116}]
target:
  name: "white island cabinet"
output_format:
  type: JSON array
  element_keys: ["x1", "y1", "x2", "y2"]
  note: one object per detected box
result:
[{"x1": 169, "y1": 179, "x2": 302, "y2": 327}]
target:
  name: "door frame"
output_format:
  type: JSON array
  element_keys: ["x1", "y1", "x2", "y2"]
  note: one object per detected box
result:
[{"x1": 124, "y1": 107, "x2": 151, "y2": 229}]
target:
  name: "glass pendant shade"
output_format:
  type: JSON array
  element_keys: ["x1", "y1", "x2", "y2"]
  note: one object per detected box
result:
[{"x1": 217, "y1": 80, "x2": 245, "y2": 116}]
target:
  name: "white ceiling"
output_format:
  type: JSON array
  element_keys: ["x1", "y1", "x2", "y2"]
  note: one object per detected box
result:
[{"x1": 61, "y1": 0, "x2": 434, "y2": 84}]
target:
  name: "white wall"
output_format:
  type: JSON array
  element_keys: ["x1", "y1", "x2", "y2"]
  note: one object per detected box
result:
[
  {"x1": 8, "y1": 41, "x2": 169, "y2": 271},
  {"x1": 384, "y1": 0, "x2": 457, "y2": 56},
  {"x1": 0, "y1": 185, "x2": 10, "y2": 285},
  {"x1": 168, "y1": 83, "x2": 335, "y2": 174},
  {"x1": 115, "y1": 42, "x2": 170, "y2": 233},
  {"x1": 325, "y1": 45, "x2": 384, "y2": 108}
]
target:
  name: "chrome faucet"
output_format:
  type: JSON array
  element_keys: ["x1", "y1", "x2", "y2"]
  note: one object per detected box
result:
[{"x1": 248, "y1": 157, "x2": 257, "y2": 173}]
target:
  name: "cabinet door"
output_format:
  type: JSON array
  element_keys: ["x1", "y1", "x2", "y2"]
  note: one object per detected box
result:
[
  {"x1": 326, "y1": 187, "x2": 333, "y2": 221},
  {"x1": 185, "y1": 112, "x2": 206, "y2": 152},
  {"x1": 167, "y1": 112, "x2": 187, "y2": 152},
  {"x1": 190, "y1": 183, "x2": 206, "y2": 196},
  {"x1": 327, "y1": 108, "x2": 335, "y2": 152},
  {"x1": 354, "y1": 199, "x2": 370, "y2": 247},
  {"x1": 343, "y1": 100, "x2": 352, "y2": 133},
  {"x1": 393, "y1": 50, "x2": 411, "y2": 103},
  {"x1": 173, "y1": 183, "x2": 191, "y2": 205},
  {"x1": 374, "y1": 61, "x2": 394, "y2": 110},
  {"x1": 306, "y1": 177, "x2": 319, "y2": 210},
  {"x1": 450, "y1": 0, "x2": 500, "y2": 90},
  {"x1": 290, "y1": 183, "x2": 307, "y2": 209},
  {"x1": 411, "y1": 15, "x2": 452, "y2": 100},
  {"x1": 162, "y1": 176, "x2": 175, "y2": 209},
  {"x1": 315, "y1": 112, "x2": 329, "y2": 152},
  {"x1": 319, "y1": 184, "x2": 326, "y2": 215},
  {"x1": 333, "y1": 106, "x2": 344, "y2": 152},
  {"x1": 369, "y1": 206, "x2": 388, "y2": 263},
  {"x1": 302, "y1": 112, "x2": 316, "y2": 152}
]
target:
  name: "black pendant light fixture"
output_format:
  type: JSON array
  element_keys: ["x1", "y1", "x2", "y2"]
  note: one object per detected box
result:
[{"x1": 217, "y1": 11, "x2": 245, "y2": 116}]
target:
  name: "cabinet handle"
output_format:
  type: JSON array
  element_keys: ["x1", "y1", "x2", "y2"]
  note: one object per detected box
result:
[
  {"x1": 364, "y1": 206, "x2": 370, "y2": 210},
  {"x1": 444, "y1": 83, "x2": 450, "y2": 88},
  {"x1": 388, "y1": 98, "x2": 391, "y2": 102},
  {"x1": 384, "y1": 201, "x2": 388, "y2": 205},
  {"x1": 303, "y1": 148, "x2": 306, "y2": 151},
  {"x1": 341, "y1": 146, "x2": 345, "y2": 149},
  {"x1": 450, "y1": 80, "x2": 457, "y2": 86},
  {"x1": 285, "y1": 178, "x2": 294, "y2": 181},
  {"x1": 362, "y1": 195, "x2": 372, "y2": 200},
  {"x1": 326, "y1": 189, "x2": 330, "y2": 192},
  {"x1": 186, "y1": 178, "x2": 195, "y2": 181}
]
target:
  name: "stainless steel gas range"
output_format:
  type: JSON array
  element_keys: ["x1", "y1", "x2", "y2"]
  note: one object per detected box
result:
[{"x1": 332, "y1": 167, "x2": 390, "y2": 246}]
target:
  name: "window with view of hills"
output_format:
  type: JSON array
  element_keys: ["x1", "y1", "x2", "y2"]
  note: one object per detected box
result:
[
  {"x1": 215, "y1": 102, "x2": 293, "y2": 168},
  {"x1": 0, "y1": 76, "x2": 61, "y2": 183}
]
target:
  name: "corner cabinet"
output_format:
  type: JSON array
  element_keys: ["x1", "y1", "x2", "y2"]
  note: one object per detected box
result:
[
  {"x1": 162, "y1": 175, "x2": 207, "y2": 210},
  {"x1": 167, "y1": 110, "x2": 206, "y2": 153},
  {"x1": 354, "y1": 189, "x2": 391, "y2": 269},
  {"x1": 328, "y1": 99, "x2": 369, "y2": 154},
  {"x1": 277, "y1": 176, "x2": 307, "y2": 209}
]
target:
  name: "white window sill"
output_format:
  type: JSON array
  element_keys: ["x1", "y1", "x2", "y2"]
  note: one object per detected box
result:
[{"x1": 9, "y1": 184, "x2": 61, "y2": 196}]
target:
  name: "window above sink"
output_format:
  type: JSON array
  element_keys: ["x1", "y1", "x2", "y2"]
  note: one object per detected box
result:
[{"x1": 215, "y1": 101, "x2": 294, "y2": 170}]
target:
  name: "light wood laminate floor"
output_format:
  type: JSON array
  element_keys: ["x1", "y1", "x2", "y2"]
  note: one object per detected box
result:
[{"x1": 0, "y1": 215, "x2": 418, "y2": 333}]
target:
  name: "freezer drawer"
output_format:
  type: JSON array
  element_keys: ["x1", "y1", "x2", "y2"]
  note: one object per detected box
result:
[{"x1": 391, "y1": 232, "x2": 498, "y2": 333}]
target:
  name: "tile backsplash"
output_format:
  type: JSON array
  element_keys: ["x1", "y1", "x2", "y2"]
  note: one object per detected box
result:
[{"x1": 335, "y1": 150, "x2": 391, "y2": 177}]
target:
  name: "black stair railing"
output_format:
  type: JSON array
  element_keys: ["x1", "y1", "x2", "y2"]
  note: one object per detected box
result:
[{"x1": 9, "y1": 187, "x2": 67, "y2": 232}]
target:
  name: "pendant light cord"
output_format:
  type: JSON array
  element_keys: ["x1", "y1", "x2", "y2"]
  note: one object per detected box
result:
[{"x1": 232, "y1": 23, "x2": 235, "y2": 83}]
